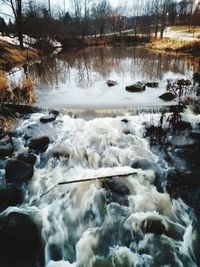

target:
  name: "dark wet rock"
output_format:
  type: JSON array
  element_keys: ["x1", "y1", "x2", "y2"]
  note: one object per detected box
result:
[
  {"x1": 159, "y1": 92, "x2": 176, "y2": 101},
  {"x1": 0, "y1": 212, "x2": 43, "y2": 259},
  {"x1": 193, "y1": 72, "x2": 200, "y2": 85},
  {"x1": 0, "y1": 135, "x2": 13, "y2": 158},
  {"x1": 146, "y1": 82, "x2": 159, "y2": 88},
  {"x1": 196, "y1": 87, "x2": 200, "y2": 96},
  {"x1": 0, "y1": 143, "x2": 14, "y2": 158},
  {"x1": 121, "y1": 118, "x2": 129, "y2": 123},
  {"x1": 142, "y1": 218, "x2": 166, "y2": 235},
  {"x1": 0, "y1": 186, "x2": 23, "y2": 211},
  {"x1": 126, "y1": 82, "x2": 146, "y2": 92},
  {"x1": 5, "y1": 159, "x2": 34, "y2": 183},
  {"x1": 49, "y1": 109, "x2": 60, "y2": 116},
  {"x1": 177, "y1": 79, "x2": 191, "y2": 86},
  {"x1": 176, "y1": 121, "x2": 192, "y2": 132},
  {"x1": 17, "y1": 152, "x2": 37, "y2": 165},
  {"x1": 40, "y1": 114, "x2": 56, "y2": 123},
  {"x1": 189, "y1": 131, "x2": 200, "y2": 140},
  {"x1": 52, "y1": 149, "x2": 70, "y2": 159},
  {"x1": 123, "y1": 129, "x2": 131, "y2": 135},
  {"x1": 49, "y1": 243, "x2": 62, "y2": 261},
  {"x1": 103, "y1": 178, "x2": 130, "y2": 206},
  {"x1": 106, "y1": 80, "x2": 117, "y2": 87},
  {"x1": 29, "y1": 136, "x2": 50, "y2": 152},
  {"x1": 104, "y1": 178, "x2": 130, "y2": 196}
]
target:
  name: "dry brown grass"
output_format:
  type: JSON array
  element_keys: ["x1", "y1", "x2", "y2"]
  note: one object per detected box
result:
[
  {"x1": 149, "y1": 37, "x2": 200, "y2": 53},
  {"x1": 0, "y1": 72, "x2": 36, "y2": 105},
  {"x1": 0, "y1": 41, "x2": 39, "y2": 71}
]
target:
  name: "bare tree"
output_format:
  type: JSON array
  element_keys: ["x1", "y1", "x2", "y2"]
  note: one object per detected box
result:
[{"x1": 1, "y1": 0, "x2": 24, "y2": 48}]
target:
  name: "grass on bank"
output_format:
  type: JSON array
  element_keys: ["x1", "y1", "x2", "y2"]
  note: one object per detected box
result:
[
  {"x1": 0, "y1": 71, "x2": 36, "y2": 105},
  {"x1": 149, "y1": 37, "x2": 200, "y2": 53},
  {"x1": 0, "y1": 41, "x2": 39, "y2": 71},
  {"x1": 170, "y1": 25, "x2": 200, "y2": 34}
]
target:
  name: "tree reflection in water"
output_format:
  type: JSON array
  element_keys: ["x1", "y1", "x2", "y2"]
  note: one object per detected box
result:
[{"x1": 24, "y1": 46, "x2": 198, "y2": 108}]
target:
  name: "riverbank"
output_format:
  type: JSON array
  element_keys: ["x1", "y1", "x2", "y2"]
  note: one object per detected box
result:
[
  {"x1": 0, "y1": 40, "x2": 39, "y2": 71},
  {"x1": 148, "y1": 26, "x2": 200, "y2": 56}
]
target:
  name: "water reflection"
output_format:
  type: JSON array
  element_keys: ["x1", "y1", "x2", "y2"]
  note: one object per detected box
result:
[{"x1": 27, "y1": 46, "x2": 198, "y2": 108}]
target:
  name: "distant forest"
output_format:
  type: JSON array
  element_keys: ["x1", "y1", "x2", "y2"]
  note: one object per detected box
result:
[{"x1": 0, "y1": 0, "x2": 200, "y2": 48}]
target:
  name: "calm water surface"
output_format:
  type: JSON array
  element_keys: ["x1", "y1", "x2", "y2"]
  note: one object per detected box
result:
[{"x1": 27, "y1": 46, "x2": 197, "y2": 108}]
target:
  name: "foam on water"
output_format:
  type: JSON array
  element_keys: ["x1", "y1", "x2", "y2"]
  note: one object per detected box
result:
[{"x1": 8, "y1": 110, "x2": 200, "y2": 266}]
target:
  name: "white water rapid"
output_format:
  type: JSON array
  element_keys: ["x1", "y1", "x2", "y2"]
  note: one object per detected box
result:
[{"x1": 5, "y1": 110, "x2": 200, "y2": 267}]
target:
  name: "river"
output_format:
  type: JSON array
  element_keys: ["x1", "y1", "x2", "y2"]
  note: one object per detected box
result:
[{"x1": 1, "y1": 46, "x2": 200, "y2": 267}]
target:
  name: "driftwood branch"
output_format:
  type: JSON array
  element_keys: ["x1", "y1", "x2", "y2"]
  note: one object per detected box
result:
[{"x1": 39, "y1": 171, "x2": 137, "y2": 198}]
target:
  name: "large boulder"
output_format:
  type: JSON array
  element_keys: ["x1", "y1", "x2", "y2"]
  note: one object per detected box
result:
[
  {"x1": 29, "y1": 136, "x2": 50, "y2": 152},
  {"x1": 159, "y1": 92, "x2": 176, "y2": 101},
  {"x1": 126, "y1": 82, "x2": 146, "y2": 92},
  {"x1": 5, "y1": 159, "x2": 34, "y2": 183},
  {"x1": 0, "y1": 186, "x2": 23, "y2": 211},
  {"x1": 17, "y1": 152, "x2": 37, "y2": 165},
  {"x1": 0, "y1": 212, "x2": 42, "y2": 258}
]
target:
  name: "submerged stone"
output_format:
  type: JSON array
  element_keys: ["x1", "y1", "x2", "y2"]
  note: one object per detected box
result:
[
  {"x1": 159, "y1": 92, "x2": 176, "y2": 101},
  {"x1": 126, "y1": 82, "x2": 146, "y2": 92},
  {"x1": 40, "y1": 114, "x2": 56, "y2": 123},
  {"x1": 106, "y1": 80, "x2": 117, "y2": 87},
  {"x1": 146, "y1": 82, "x2": 159, "y2": 88},
  {"x1": 5, "y1": 159, "x2": 34, "y2": 183},
  {"x1": 177, "y1": 79, "x2": 191, "y2": 86}
]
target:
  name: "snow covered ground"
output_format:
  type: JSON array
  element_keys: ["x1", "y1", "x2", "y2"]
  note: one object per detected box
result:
[{"x1": 164, "y1": 27, "x2": 200, "y2": 41}]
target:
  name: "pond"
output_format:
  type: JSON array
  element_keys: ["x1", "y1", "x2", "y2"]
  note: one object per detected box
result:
[{"x1": 19, "y1": 45, "x2": 198, "y2": 109}]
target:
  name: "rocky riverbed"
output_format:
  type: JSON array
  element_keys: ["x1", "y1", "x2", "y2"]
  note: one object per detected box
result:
[{"x1": 0, "y1": 107, "x2": 200, "y2": 267}]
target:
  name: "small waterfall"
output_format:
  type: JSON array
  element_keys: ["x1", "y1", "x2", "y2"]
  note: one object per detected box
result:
[{"x1": 1, "y1": 109, "x2": 200, "y2": 267}]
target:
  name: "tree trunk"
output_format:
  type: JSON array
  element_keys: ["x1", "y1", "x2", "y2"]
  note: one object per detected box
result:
[{"x1": 16, "y1": 0, "x2": 24, "y2": 49}]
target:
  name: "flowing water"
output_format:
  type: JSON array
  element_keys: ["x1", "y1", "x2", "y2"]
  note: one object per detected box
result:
[
  {"x1": 2, "y1": 108, "x2": 199, "y2": 267},
  {"x1": 3, "y1": 46, "x2": 200, "y2": 266}
]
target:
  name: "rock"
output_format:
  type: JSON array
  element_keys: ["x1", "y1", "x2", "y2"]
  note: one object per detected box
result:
[
  {"x1": 0, "y1": 143, "x2": 14, "y2": 158},
  {"x1": 193, "y1": 72, "x2": 200, "y2": 85},
  {"x1": 121, "y1": 118, "x2": 129, "y2": 123},
  {"x1": 146, "y1": 82, "x2": 159, "y2": 88},
  {"x1": 49, "y1": 110, "x2": 60, "y2": 116},
  {"x1": 0, "y1": 186, "x2": 23, "y2": 211},
  {"x1": 189, "y1": 131, "x2": 200, "y2": 140},
  {"x1": 0, "y1": 212, "x2": 42, "y2": 258},
  {"x1": 29, "y1": 136, "x2": 50, "y2": 152},
  {"x1": 159, "y1": 92, "x2": 176, "y2": 101},
  {"x1": 5, "y1": 159, "x2": 34, "y2": 183},
  {"x1": 177, "y1": 121, "x2": 192, "y2": 132},
  {"x1": 40, "y1": 114, "x2": 56, "y2": 123},
  {"x1": 17, "y1": 152, "x2": 37, "y2": 165},
  {"x1": 177, "y1": 79, "x2": 191, "y2": 86},
  {"x1": 142, "y1": 218, "x2": 166, "y2": 235},
  {"x1": 106, "y1": 80, "x2": 117, "y2": 87},
  {"x1": 126, "y1": 82, "x2": 146, "y2": 92},
  {"x1": 104, "y1": 178, "x2": 130, "y2": 196},
  {"x1": 0, "y1": 135, "x2": 14, "y2": 158}
]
